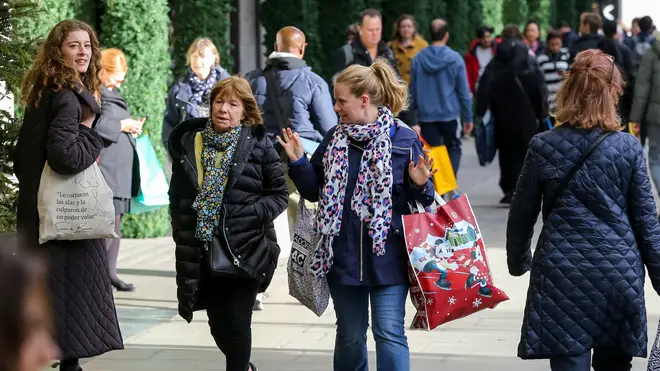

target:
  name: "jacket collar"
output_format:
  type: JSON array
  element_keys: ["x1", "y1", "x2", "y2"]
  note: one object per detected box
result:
[
  {"x1": 351, "y1": 38, "x2": 391, "y2": 57},
  {"x1": 170, "y1": 118, "x2": 266, "y2": 190},
  {"x1": 389, "y1": 35, "x2": 427, "y2": 52}
]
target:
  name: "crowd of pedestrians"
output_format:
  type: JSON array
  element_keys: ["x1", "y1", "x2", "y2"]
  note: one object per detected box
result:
[{"x1": 6, "y1": 6, "x2": 660, "y2": 371}]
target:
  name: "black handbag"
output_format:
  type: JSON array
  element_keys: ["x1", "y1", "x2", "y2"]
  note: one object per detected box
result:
[{"x1": 203, "y1": 212, "x2": 253, "y2": 278}]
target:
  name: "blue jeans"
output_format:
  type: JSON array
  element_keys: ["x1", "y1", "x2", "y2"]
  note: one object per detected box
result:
[
  {"x1": 329, "y1": 283, "x2": 410, "y2": 371},
  {"x1": 549, "y1": 348, "x2": 632, "y2": 371}
]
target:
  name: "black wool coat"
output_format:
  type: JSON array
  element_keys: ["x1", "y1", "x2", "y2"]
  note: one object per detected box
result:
[
  {"x1": 167, "y1": 118, "x2": 288, "y2": 322},
  {"x1": 14, "y1": 86, "x2": 124, "y2": 359}
]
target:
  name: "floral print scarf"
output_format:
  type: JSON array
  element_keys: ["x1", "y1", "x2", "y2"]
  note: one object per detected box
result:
[
  {"x1": 311, "y1": 107, "x2": 395, "y2": 277},
  {"x1": 192, "y1": 120, "x2": 242, "y2": 241},
  {"x1": 187, "y1": 67, "x2": 219, "y2": 117}
]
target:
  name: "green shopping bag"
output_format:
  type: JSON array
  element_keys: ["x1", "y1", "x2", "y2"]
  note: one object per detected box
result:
[{"x1": 130, "y1": 135, "x2": 169, "y2": 214}]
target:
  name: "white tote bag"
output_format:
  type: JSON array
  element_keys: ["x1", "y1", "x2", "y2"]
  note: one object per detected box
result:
[{"x1": 37, "y1": 162, "x2": 118, "y2": 244}]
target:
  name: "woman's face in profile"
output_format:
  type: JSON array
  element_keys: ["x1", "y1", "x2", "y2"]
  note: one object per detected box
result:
[
  {"x1": 211, "y1": 93, "x2": 245, "y2": 132},
  {"x1": 17, "y1": 285, "x2": 58, "y2": 371},
  {"x1": 61, "y1": 30, "x2": 91, "y2": 74}
]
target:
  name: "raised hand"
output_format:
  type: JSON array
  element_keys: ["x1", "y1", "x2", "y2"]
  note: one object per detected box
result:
[
  {"x1": 275, "y1": 128, "x2": 305, "y2": 162},
  {"x1": 409, "y1": 154, "x2": 438, "y2": 187}
]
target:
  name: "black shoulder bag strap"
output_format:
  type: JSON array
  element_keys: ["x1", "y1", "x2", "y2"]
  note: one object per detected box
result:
[
  {"x1": 263, "y1": 66, "x2": 289, "y2": 133},
  {"x1": 545, "y1": 131, "x2": 614, "y2": 219}
]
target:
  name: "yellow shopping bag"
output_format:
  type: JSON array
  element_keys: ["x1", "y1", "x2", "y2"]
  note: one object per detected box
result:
[{"x1": 427, "y1": 145, "x2": 457, "y2": 195}]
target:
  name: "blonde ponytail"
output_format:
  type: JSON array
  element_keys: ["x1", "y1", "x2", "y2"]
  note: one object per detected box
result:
[
  {"x1": 333, "y1": 58, "x2": 410, "y2": 116},
  {"x1": 370, "y1": 58, "x2": 408, "y2": 115}
]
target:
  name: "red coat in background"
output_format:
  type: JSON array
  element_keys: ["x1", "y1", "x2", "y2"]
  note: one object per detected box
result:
[{"x1": 464, "y1": 38, "x2": 500, "y2": 93}]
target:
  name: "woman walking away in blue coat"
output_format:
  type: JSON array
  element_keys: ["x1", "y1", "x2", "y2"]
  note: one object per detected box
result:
[
  {"x1": 277, "y1": 58, "x2": 436, "y2": 371},
  {"x1": 506, "y1": 49, "x2": 660, "y2": 371}
]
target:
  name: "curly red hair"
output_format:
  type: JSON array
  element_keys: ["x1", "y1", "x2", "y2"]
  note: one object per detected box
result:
[{"x1": 20, "y1": 19, "x2": 103, "y2": 107}]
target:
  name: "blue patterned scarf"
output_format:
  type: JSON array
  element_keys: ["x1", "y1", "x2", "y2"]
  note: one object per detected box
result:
[{"x1": 192, "y1": 120, "x2": 242, "y2": 241}]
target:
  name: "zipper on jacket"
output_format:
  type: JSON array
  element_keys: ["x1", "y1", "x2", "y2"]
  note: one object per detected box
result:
[
  {"x1": 183, "y1": 154, "x2": 200, "y2": 190},
  {"x1": 360, "y1": 222, "x2": 364, "y2": 282},
  {"x1": 222, "y1": 210, "x2": 240, "y2": 267}
]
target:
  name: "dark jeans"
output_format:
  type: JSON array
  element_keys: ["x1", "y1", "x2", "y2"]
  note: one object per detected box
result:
[
  {"x1": 204, "y1": 276, "x2": 260, "y2": 371},
  {"x1": 419, "y1": 119, "x2": 462, "y2": 175},
  {"x1": 498, "y1": 143, "x2": 527, "y2": 195},
  {"x1": 549, "y1": 348, "x2": 632, "y2": 371},
  {"x1": 105, "y1": 214, "x2": 122, "y2": 281}
]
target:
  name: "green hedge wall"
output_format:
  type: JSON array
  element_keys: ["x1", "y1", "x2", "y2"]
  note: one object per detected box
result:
[
  {"x1": 482, "y1": 0, "x2": 504, "y2": 33},
  {"x1": 169, "y1": 0, "x2": 234, "y2": 80},
  {"x1": 14, "y1": 0, "x2": 88, "y2": 41},
  {"x1": 100, "y1": 0, "x2": 171, "y2": 238},
  {"x1": 503, "y1": 0, "x2": 529, "y2": 27}
]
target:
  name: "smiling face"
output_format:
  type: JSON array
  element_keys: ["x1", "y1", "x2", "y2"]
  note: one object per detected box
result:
[
  {"x1": 61, "y1": 30, "x2": 91, "y2": 74},
  {"x1": 211, "y1": 93, "x2": 245, "y2": 132},
  {"x1": 333, "y1": 83, "x2": 367, "y2": 125}
]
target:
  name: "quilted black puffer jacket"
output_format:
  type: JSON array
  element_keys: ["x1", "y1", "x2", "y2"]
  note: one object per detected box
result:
[
  {"x1": 168, "y1": 118, "x2": 288, "y2": 322},
  {"x1": 14, "y1": 87, "x2": 123, "y2": 359},
  {"x1": 506, "y1": 124, "x2": 660, "y2": 359}
]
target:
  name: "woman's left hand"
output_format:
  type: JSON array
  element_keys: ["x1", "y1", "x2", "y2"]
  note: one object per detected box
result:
[{"x1": 409, "y1": 154, "x2": 437, "y2": 187}]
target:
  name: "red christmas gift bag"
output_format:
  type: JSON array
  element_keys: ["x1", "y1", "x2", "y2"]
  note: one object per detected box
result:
[{"x1": 403, "y1": 194, "x2": 509, "y2": 330}]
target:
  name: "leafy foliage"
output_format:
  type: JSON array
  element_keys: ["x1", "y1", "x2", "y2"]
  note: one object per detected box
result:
[
  {"x1": 554, "y1": 0, "x2": 576, "y2": 28},
  {"x1": 502, "y1": 0, "x2": 529, "y2": 28},
  {"x1": 13, "y1": 0, "x2": 87, "y2": 41},
  {"x1": 101, "y1": 0, "x2": 171, "y2": 238},
  {"x1": 446, "y1": 0, "x2": 471, "y2": 54},
  {"x1": 0, "y1": 0, "x2": 41, "y2": 232},
  {"x1": 528, "y1": 0, "x2": 552, "y2": 39},
  {"x1": 169, "y1": 0, "x2": 234, "y2": 81},
  {"x1": 482, "y1": 0, "x2": 504, "y2": 33}
]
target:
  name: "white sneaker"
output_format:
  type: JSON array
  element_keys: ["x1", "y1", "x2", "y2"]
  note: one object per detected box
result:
[{"x1": 253, "y1": 293, "x2": 264, "y2": 311}]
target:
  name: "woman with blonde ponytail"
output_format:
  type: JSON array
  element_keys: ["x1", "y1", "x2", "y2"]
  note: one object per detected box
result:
[{"x1": 277, "y1": 58, "x2": 435, "y2": 371}]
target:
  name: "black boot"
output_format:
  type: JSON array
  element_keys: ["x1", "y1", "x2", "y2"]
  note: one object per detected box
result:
[
  {"x1": 111, "y1": 278, "x2": 135, "y2": 292},
  {"x1": 59, "y1": 359, "x2": 82, "y2": 371}
]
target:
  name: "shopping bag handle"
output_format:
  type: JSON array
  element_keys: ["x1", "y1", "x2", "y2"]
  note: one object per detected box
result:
[{"x1": 409, "y1": 192, "x2": 446, "y2": 214}]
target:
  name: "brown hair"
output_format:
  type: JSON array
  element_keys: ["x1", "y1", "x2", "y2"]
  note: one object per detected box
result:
[
  {"x1": 501, "y1": 24, "x2": 523, "y2": 40},
  {"x1": 393, "y1": 14, "x2": 417, "y2": 41},
  {"x1": 360, "y1": 8, "x2": 382, "y2": 24},
  {"x1": 100, "y1": 48, "x2": 128, "y2": 87},
  {"x1": 209, "y1": 76, "x2": 263, "y2": 126},
  {"x1": 20, "y1": 19, "x2": 102, "y2": 107},
  {"x1": 581, "y1": 12, "x2": 602, "y2": 33},
  {"x1": 554, "y1": 49, "x2": 624, "y2": 131},
  {"x1": 333, "y1": 57, "x2": 408, "y2": 115},
  {"x1": 0, "y1": 243, "x2": 49, "y2": 371},
  {"x1": 186, "y1": 37, "x2": 220, "y2": 66}
]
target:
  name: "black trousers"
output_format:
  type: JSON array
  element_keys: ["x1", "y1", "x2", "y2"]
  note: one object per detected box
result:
[
  {"x1": 419, "y1": 119, "x2": 462, "y2": 175},
  {"x1": 203, "y1": 276, "x2": 260, "y2": 371},
  {"x1": 498, "y1": 143, "x2": 528, "y2": 195},
  {"x1": 549, "y1": 348, "x2": 632, "y2": 371}
]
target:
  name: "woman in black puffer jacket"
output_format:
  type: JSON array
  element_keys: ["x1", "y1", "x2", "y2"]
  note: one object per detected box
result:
[{"x1": 167, "y1": 76, "x2": 288, "y2": 371}]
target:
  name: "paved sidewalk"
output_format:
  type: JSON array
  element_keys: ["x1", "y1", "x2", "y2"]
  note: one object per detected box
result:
[{"x1": 79, "y1": 139, "x2": 660, "y2": 370}]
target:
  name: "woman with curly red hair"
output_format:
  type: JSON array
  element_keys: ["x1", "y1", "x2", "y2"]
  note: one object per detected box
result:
[{"x1": 15, "y1": 20, "x2": 123, "y2": 371}]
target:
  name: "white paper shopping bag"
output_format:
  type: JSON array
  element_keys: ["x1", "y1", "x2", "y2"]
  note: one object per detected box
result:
[{"x1": 37, "y1": 162, "x2": 118, "y2": 244}]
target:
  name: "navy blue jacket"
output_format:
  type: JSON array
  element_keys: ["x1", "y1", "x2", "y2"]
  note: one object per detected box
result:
[
  {"x1": 506, "y1": 125, "x2": 660, "y2": 359},
  {"x1": 289, "y1": 121, "x2": 435, "y2": 286},
  {"x1": 162, "y1": 65, "x2": 231, "y2": 147},
  {"x1": 245, "y1": 54, "x2": 336, "y2": 143}
]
